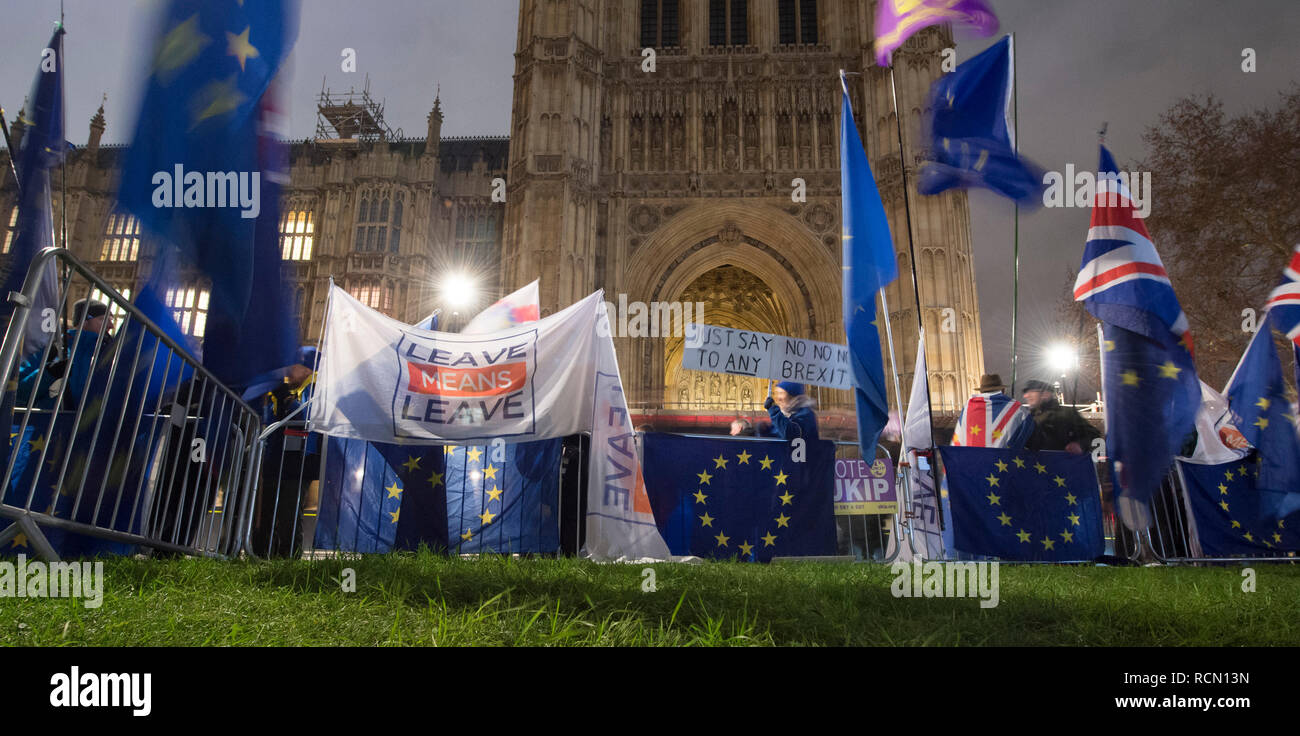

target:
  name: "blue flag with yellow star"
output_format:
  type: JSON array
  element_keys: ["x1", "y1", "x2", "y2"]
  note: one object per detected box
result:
[
  {"x1": 116, "y1": 0, "x2": 300, "y2": 386},
  {"x1": 918, "y1": 35, "x2": 1044, "y2": 204},
  {"x1": 315, "y1": 439, "x2": 447, "y2": 553},
  {"x1": 840, "y1": 78, "x2": 897, "y2": 461},
  {"x1": 642, "y1": 434, "x2": 835, "y2": 562},
  {"x1": 1224, "y1": 326, "x2": 1300, "y2": 516},
  {"x1": 1101, "y1": 323, "x2": 1201, "y2": 524},
  {"x1": 445, "y1": 440, "x2": 562, "y2": 555},
  {"x1": 1178, "y1": 456, "x2": 1300, "y2": 556},
  {"x1": 938, "y1": 446, "x2": 1104, "y2": 561}
]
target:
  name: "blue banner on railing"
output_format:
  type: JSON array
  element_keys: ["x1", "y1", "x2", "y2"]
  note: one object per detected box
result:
[
  {"x1": 642, "y1": 434, "x2": 835, "y2": 561},
  {"x1": 939, "y1": 446, "x2": 1104, "y2": 561}
]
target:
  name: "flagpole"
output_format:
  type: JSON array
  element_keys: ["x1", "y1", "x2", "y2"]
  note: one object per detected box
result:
[
  {"x1": 884, "y1": 65, "x2": 942, "y2": 514},
  {"x1": 58, "y1": 9, "x2": 67, "y2": 252},
  {"x1": 1009, "y1": 33, "x2": 1020, "y2": 395},
  {"x1": 877, "y1": 289, "x2": 906, "y2": 454}
]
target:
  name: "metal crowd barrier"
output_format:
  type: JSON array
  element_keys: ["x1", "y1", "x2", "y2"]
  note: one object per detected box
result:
[
  {"x1": 0, "y1": 248, "x2": 263, "y2": 560},
  {"x1": 1135, "y1": 464, "x2": 1296, "y2": 565},
  {"x1": 830, "y1": 440, "x2": 901, "y2": 563},
  {"x1": 893, "y1": 450, "x2": 1118, "y2": 565},
  {"x1": 247, "y1": 426, "x2": 885, "y2": 561}
]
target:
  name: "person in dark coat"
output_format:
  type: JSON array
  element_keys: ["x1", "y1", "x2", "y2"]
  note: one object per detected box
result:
[
  {"x1": 763, "y1": 381, "x2": 819, "y2": 441},
  {"x1": 1021, "y1": 379, "x2": 1100, "y2": 454}
]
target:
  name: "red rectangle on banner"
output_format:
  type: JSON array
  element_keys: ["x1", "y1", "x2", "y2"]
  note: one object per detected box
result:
[{"x1": 406, "y1": 361, "x2": 528, "y2": 397}]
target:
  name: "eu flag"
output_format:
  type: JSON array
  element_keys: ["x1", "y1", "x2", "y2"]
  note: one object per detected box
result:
[
  {"x1": 839, "y1": 75, "x2": 897, "y2": 459},
  {"x1": 315, "y1": 439, "x2": 447, "y2": 553},
  {"x1": 1177, "y1": 456, "x2": 1299, "y2": 556},
  {"x1": 1, "y1": 24, "x2": 66, "y2": 358},
  {"x1": 116, "y1": 0, "x2": 300, "y2": 386},
  {"x1": 1224, "y1": 326, "x2": 1300, "y2": 516},
  {"x1": 3, "y1": 284, "x2": 195, "y2": 558},
  {"x1": 444, "y1": 440, "x2": 562, "y2": 554},
  {"x1": 939, "y1": 446, "x2": 1104, "y2": 561},
  {"x1": 642, "y1": 434, "x2": 835, "y2": 562},
  {"x1": 918, "y1": 36, "x2": 1044, "y2": 205}
]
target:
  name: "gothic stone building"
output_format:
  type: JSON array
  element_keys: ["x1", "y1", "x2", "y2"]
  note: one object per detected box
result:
[{"x1": 2, "y1": 0, "x2": 984, "y2": 430}]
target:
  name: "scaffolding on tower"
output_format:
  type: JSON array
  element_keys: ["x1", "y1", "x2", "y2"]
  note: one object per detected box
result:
[{"x1": 314, "y1": 75, "x2": 403, "y2": 142}]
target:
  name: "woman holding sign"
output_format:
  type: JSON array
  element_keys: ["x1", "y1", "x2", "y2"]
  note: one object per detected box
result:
[{"x1": 763, "y1": 381, "x2": 819, "y2": 441}]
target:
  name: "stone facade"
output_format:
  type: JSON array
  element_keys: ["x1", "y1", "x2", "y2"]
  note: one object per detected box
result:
[
  {"x1": 1, "y1": 0, "x2": 984, "y2": 422},
  {"x1": 503, "y1": 0, "x2": 984, "y2": 414}
]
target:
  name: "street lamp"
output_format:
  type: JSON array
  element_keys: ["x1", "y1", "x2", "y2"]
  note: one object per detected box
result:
[
  {"x1": 1047, "y1": 343, "x2": 1079, "y2": 404},
  {"x1": 439, "y1": 271, "x2": 479, "y2": 311}
]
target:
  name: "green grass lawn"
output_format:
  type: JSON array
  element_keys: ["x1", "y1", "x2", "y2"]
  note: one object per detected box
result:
[{"x1": 3, "y1": 554, "x2": 1298, "y2": 646}]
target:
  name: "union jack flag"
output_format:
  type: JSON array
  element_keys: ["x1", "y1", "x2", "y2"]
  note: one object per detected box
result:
[
  {"x1": 1265, "y1": 243, "x2": 1300, "y2": 346},
  {"x1": 952, "y1": 392, "x2": 1032, "y2": 448},
  {"x1": 1074, "y1": 145, "x2": 1199, "y2": 527},
  {"x1": 1074, "y1": 147, "x2": 1192, "y2": 353}
]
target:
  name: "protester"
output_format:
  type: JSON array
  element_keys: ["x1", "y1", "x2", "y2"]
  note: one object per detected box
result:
[
  {"x1": 15, "y1": 298, "x2": 116, "y2": 409},
  {"x1": 1021, "y1": 379, "x2": 1100, "y2": 454},
  {"x1": 250, "y1": 346, "x2": 320, "y2": 557},
  {"x1": 762, "y1": 381, "x2": 819, "y2": 440},
  {"x1": 952, "y1": 374, "x2": 1034, "y2": 449},
  {"x1": 728, "y1": 417, "x2": 753, "y2": 436}
]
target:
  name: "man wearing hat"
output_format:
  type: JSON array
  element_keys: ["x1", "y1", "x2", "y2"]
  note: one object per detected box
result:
[
  {"x1": 762, "y1": 380, "x2": 819, "y2": 440},
  {"x1": 1020, "y1": 379, "x2": 1100, "y2": 454},
  {"x1": 951, "y1": 374, "x2": 1034, "y2": 449},
  {"x1": 15, "y1": 298, "x2": 116, "y2": 408}
]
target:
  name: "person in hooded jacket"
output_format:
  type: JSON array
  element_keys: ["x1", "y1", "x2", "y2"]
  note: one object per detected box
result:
[{"x1": 762, "y1": 381, "x2": 819, "y2": 441}]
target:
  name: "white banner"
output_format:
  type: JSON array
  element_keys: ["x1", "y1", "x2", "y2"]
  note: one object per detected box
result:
[
  {"x1": 309, "y1": 284, "x2": 668, "y2": 560},
  {"x1": 681, "y1": 323, "x2": 852, "y2": 389}
]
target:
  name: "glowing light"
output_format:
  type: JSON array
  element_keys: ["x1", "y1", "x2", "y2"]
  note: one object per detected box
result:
[
  {"x1": 1047, "y1": 344, "x2": 1078, "y2": 375},
  {"x1": 440, "y1": 272, "x2": 479, "y2": 310}
]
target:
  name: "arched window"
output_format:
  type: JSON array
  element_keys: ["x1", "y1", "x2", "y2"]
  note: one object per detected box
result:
[
  {"x1": 709, "y1": 0, "x2": 747, "y2": 46},
  {"x1": 280, "y1": 208, "x2": 314, "y2": 260},
  {"x1": 99, "y1": 211, "x2": 141, "y2": 261},
  {"x1": 379, "y1": 197, "x2": 390, "y2": 222},
  {"x1": 359, "y1": 197, "x2": 370, "y2": 223},
  {"x1": 640, "y1": 0, "x2": 680, "y2": 47},
  {"x1": 778, "y1": 0, "x2": 818, "y2": 45},
  {"x1": 3, "y1": 204, "x2": 19, "y2": 254}
]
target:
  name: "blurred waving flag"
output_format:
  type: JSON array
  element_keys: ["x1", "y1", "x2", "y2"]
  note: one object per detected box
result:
[
  {"x1": 1, "y1": 24, "x2": 66, "y2": 360},
  {"x1": 444, "y1": 440, "x2": 562, "y2": 554},
  {"x1": 1177, "y1": 456, "x2": 1300, "y2": 556},
  {"x1": 839, "y1": 74, "x2": 897, "y2": 459},
  {"x1": 116, "y1": 0, "x2": 300, "y2": 386},
  {"x1": 874, "y1": 0, "x2": 998, "y2": 67},
  {"x1": 1269, "y1": 242, "x2": 1300, "y2": 390},
  {"x1": 1265, "y1": 243, "x2": 1300, "y2": 350},
  {"x1": 918, "y1": 35, "x2": 1044, "y2": 205},
  {"x1": 1074, "y1": 145, "x2": 1199, "y2": 528},
  {"x1": 939, "y1": 446, "x2": 1104, "y2": 561},
  {"x1": 643, "y1": 434, "x2": 835, "y2": 562},
  {"x1": 315, "y1": 438, "x2": 447, "y2": 553},
  {"x1": 1224, "y1": 297, "x2": 1300, "y2": 516},
  {"x1": 461, "y1": 280, "x2": 540, "y2": 335}
]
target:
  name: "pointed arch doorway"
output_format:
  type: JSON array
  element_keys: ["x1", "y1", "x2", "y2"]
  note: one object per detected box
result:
[{"x1": 663, "y1": 265, "x2": 789, "y2": 411}]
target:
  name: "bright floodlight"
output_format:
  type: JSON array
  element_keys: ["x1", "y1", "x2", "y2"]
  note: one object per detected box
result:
[
  {"x1": 1047, "y1": 343, "x2": 1078, "y2": 374},
  {"x1": 440, "y1": 272, "x2": 478, "y2": 309}
]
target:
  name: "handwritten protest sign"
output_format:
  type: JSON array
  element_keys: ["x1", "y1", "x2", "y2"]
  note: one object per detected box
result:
[{"x1": 681, "y1": 324, "x2": 852, "y2": 390}]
